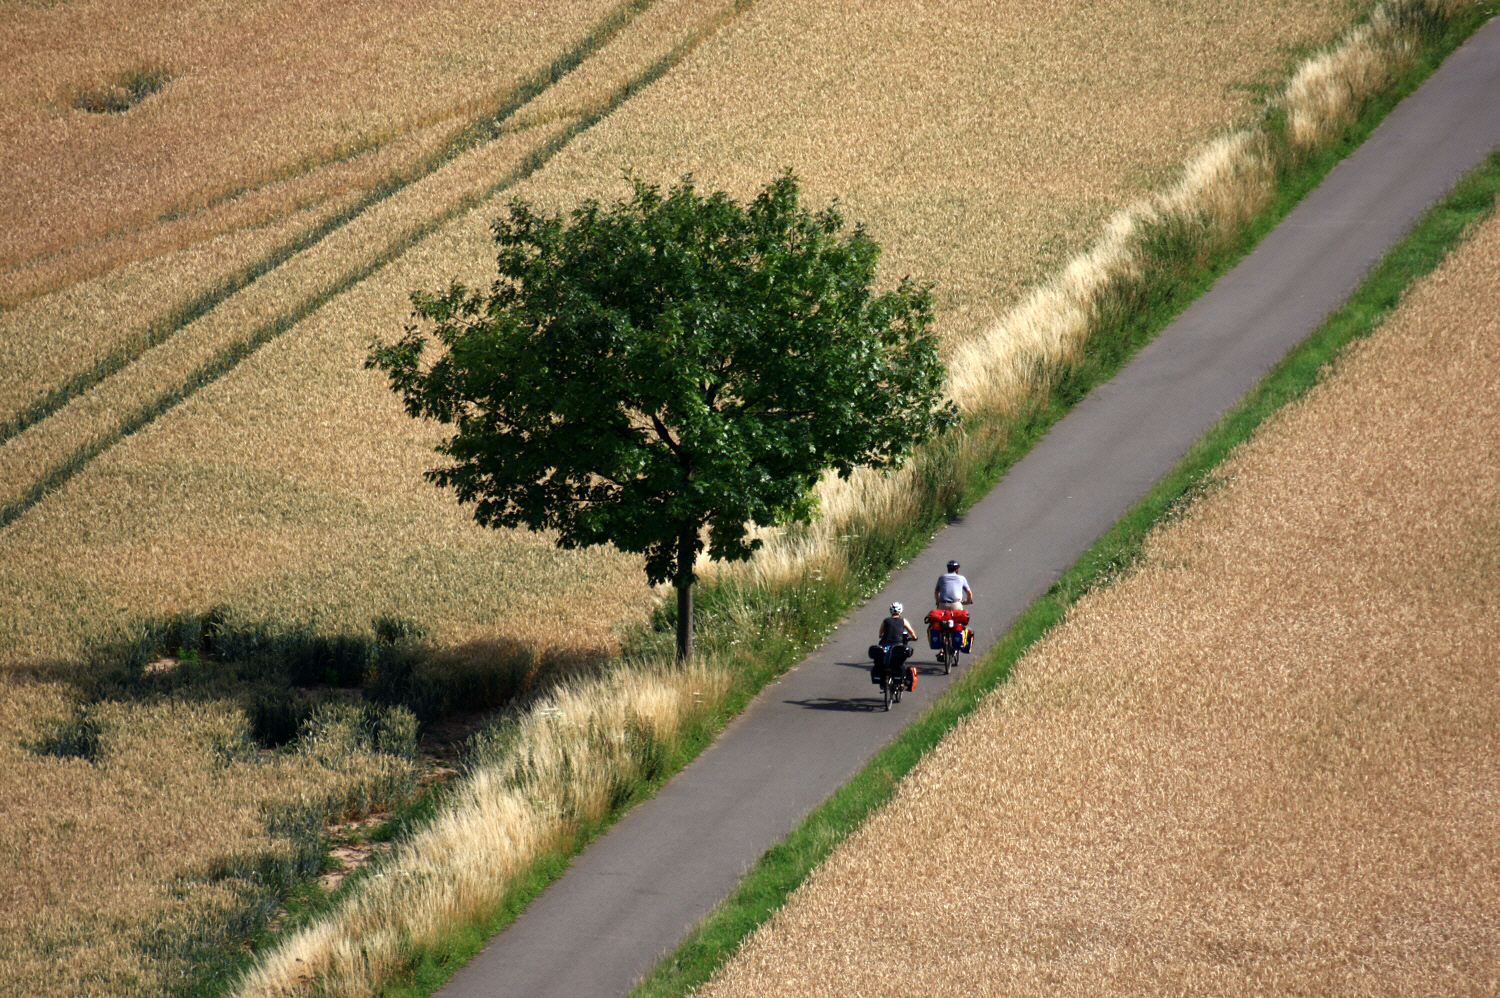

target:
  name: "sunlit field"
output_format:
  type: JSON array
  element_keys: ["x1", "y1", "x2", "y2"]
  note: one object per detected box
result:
[
  {"x1": 695, "y1": 202, "x2": 1500, "y2": 998},
  {"x1": 0, "y1": 676, "x2": 421, "y2": 997},
  {"x1": 0, "y1": 0, "x2": 1353, "y2": 667},
  {"x1": 505, "y1": 0, "x2": 1354, "y2": 334},
  {"x1": 0, "y1": 0, "x2": 747, "y2": 663},
  {"x1": 0, "y1": 0, "x2": 1470, "y2": 993},
  {"x1": 0, "y1": 0, "x2": 622, "y2": 304}
]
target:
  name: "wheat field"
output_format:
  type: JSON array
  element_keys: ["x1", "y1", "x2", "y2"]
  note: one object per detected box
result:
[
  {"x1": 0, "y1": 1, "x2": 1468, "y2": 994},
  {"x1": 0, "y1": 0, "x2": 755, "y2": 663},
  {"x1": 502, "y1": 0, "x2": 1353, "y2": 335},
  {"x1": 0, "y1": 0, "x2": 622, "y2": 302},
  {"x1": 695, "y1": 203, "x2": 1500, "y2": 998},
  {"x1": 219, "y1": 4, "x2": 1477, "y2": 994},
  {"x1": 0, "y1": 0, "x2": 1355, "y2": 667},
  {"x1": 0, "y1": 677, "x2": 421, "y2": 998}
]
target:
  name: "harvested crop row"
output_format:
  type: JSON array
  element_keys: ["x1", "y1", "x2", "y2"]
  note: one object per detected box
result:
[{"x1": 695, "y1": 196, "x2": 1500, "y2": 998}]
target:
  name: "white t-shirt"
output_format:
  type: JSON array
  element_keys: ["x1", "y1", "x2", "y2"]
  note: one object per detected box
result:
[{"x1": 935, "y1": 572, "x2": 969, "y2": 603}]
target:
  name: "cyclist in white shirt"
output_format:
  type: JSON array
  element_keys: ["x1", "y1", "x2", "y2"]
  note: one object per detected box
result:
[{"x1": 934, "y1": 559, "x2": 973, "y2": 610}]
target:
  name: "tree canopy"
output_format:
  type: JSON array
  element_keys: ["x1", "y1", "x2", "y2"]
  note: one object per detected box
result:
[{"x1": 367, "y1": 172, "x2": 955, "y2": 661}]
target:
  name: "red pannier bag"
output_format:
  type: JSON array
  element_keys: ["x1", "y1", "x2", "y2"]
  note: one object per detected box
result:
[{"x1": 924, "y1": 607, "x2": 970, "y2": 648}]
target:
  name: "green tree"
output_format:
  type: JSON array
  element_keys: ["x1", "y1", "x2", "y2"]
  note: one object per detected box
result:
[{"x1": 367, "y1": 173, "x2": 955, "y2": 663}]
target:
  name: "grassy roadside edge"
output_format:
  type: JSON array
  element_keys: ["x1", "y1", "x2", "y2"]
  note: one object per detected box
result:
[
  {"x1": 223, "y1": 8, "x2": 1493, "y2": 996},
  {"x1": 627, "y1": 145, "x2": 1500, "y2": 998}
]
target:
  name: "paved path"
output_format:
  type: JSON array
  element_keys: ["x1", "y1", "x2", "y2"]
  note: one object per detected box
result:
[{"x1": 439, "y1": 20, "x2": 1500, "y2": 998}]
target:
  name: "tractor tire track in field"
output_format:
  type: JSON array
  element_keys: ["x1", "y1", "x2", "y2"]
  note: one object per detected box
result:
[
  {"x1": 0, "y1": 0, "x2": 755, "y2": 532},
  {"x1": 2, "y1": 0, "x2": 651, "y2": 444},
  {"x1": 429, "y1": 18, "x2": 1500, "y2": 998}
]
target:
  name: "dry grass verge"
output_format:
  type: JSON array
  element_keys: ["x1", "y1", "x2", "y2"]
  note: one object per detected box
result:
[
  {"x1": 233, "y1": 661, "x2": 732, "y2": 998},
  {"x1": 693, "y1": 187, "x2": 1500, "y2": 998}
]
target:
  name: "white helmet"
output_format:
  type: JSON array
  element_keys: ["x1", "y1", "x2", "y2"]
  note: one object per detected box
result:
[{"x1": 890, "y1": 602, "x2": 904, "y2": 615}]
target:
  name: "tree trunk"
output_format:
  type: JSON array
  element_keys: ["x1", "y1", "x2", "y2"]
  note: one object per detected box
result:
[{"x1": 674, "y1": 523, "x2": 696, "y2": 665}]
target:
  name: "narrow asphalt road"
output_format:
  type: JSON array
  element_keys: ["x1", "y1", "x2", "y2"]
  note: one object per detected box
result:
[{"x1": 438, "y1": 19, "x2": 1500, "y2": 998}]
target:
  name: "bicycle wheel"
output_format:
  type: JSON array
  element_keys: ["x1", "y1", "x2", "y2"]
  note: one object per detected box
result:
[
  {"x1": 941, "y1": 630, "x2": 955, "y2": 674},
  {"x1": 882, "y1": 676, "x2": 892, "y2": 711}
]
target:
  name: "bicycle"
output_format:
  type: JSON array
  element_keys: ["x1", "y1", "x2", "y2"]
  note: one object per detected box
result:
[
  {"x1": 871, "y1": 638, "x2": 914, "y2": 711},
  {"x1": 924, "y1": 607, "x2": 971, "y2": 675}
]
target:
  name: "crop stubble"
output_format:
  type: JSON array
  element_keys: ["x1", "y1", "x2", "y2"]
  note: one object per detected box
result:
[{"x1": 695, "y1": 206, "x2": 1500, "y2": 997}]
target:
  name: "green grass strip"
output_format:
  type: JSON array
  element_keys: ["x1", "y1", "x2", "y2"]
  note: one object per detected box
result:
[
  {"x1": 0, "y1": 0, "x2": 660, "y2": 448},
  {"x1": 628, "y1": 144, "x2": 1500, "y2": 998},
  {"x1": 0, "y1": 2, "x2": 755, "y2": 534},
  {"x1": 218, "y1": 10, "x2": 1490, "y2": 995}
]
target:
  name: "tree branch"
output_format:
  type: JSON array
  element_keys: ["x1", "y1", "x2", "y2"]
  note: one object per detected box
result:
[{"x1": 651, "y1": 412, "x2": 685, "y2": 461}]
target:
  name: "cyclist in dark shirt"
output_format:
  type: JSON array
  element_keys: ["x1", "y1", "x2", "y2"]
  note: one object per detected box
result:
[
  {"x1": 879, "y1": 601, "x2": 919, "y2": 646},
  {"x1": 872, "y1": 601, "x2": 919, "y2": 687}
]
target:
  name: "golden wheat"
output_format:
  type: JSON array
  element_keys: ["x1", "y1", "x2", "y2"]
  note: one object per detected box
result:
[
  {"x1": 0, "y1": 0, "x2": 625, "y2": 296},
  {"x1": 0, "y1": 1, "x2": 756, "y2": 663},
  {"x1": 695, "y1": 199, "x2": 1500, "y2": 998},
  {"x1": 234, "y1": 659, "x2": 732, "y2": 998},
  {"x1": 0, "y1": 677, "x2": 420, "y2": 998},
  {"x1": 0, "y1": 0, "x2": 746, "y2": 473},
  {"x1": 502, "y1": 0, "x2": 1351, "y2": 330},
  {"x1": 0, "y1": 2, "x2": 1457, "y2": 994},
  {"x1": 0, "y1": 206, "x2": 323, "y2": 421},
  {"x1": 0, "y1": 123, "x2": 569, "y2": 511},
  {"x1": 221, "y1": 3, "x2": 1442, "y2": 995},
  {"x1": 733, "y1": 0, "x2": 1453, "y2": 589}
]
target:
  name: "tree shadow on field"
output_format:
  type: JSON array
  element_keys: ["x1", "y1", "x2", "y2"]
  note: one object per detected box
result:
[
  {"x1": 423, "y1": 635, "x2": 614, "y2": 717},
  {"x1": 17, "y1": 610, "x2": 619, "y2": 751}
]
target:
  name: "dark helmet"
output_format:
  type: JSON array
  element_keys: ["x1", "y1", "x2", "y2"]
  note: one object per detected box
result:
[{"x1": 946, "y1": 560, "x2": 960, "y2": 571}]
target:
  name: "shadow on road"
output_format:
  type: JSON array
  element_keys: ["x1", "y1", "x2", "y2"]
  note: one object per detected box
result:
[{"x1": 783, "y1": 696, "x2": 889, "y2": 713}]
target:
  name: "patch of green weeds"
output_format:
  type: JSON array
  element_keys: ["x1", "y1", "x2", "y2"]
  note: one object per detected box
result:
[{"x1": 72, "y1": 65, "x2": 171, "y2": 114}]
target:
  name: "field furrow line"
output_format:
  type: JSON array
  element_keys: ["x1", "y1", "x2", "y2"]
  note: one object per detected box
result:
[
  {"x1": 0, "y1": 0, "x2": 665, "y2": 445},
  {"x1": 0, "y1": 0, "x2": 754, "y2": 533}
]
